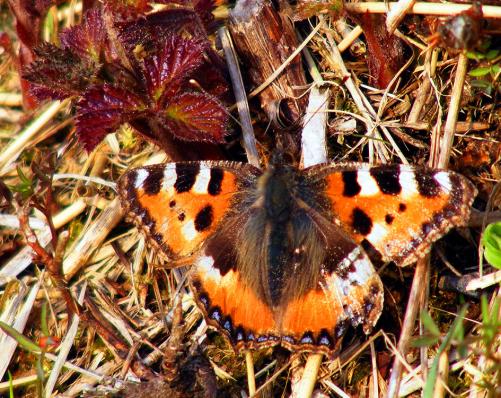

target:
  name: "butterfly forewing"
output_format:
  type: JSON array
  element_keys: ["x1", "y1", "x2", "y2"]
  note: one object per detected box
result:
[
  {"x1": 306, "y1": 163, "x2": 477, "y2": 266},
  {"x1": 118, "y1": 161, "x2": 261, "y2": 261}
]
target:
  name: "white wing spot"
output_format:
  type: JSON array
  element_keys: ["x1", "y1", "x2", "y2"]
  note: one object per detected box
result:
[
  {"x1": 134, "y1": 169, "x2": 149, "y2": 189},
  {"x1": 193, "y1": 167, "x2": 211, "y2": 194},
  {"x1": 434, "y1": 172, "x2": 452, "y2": 192},
  {"x1": 195, "y1": 254, "x2": 215, "y2": 271},
  {"x1": 162, "y1": 166, "x2": 177, "y2": 192},
  {"x1": 398, "y1": 168, "x2": 419, "y2": 199},
  {"x1": 181, "y1": 220, "x2": 198, "y2": 241},
  {"x1": 357, "y1": 170, "x2": 380, "y2": 196},
  {"x1": 366, "y1": 222, "x2": 389, "y2": 246}
]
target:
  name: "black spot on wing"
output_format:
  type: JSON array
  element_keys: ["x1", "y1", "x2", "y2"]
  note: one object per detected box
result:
[
  {"x1": 352, "y1": 208, "x2": 373, "y2": 235},
  {"x1": 169, "y1": 200, "x2": 176, "y2": 208},
  {"x1": 342, "y1": 170, "x2": 361, "y2": 197},
  {"x1": 204, "y1": 230, "x2": 237, "y2": 277},
  {"x1": 142, "y1": 168, "x2": 164, "y2": 195},
  {"x1": 194, "y1": 205, "x2": 213, "y2": 232},
  {"x1": 208, "y1": 168, "x2": 224, "y2": 196},
  {"x1": 370, "y1": 166, "x2": 402, "y2": 195},
  {"x1": 385, "y1": 214, "x2": 394, "y2": 224},
  {"x1": 415, "y1": 171, "x2": 440, "y2": 197},
  {"x1": 361, "y1": 239, "x2": 383, "y2": 266},
  {"x1": 398, "y1": 203, "x2": 407, "y2": 212},
  {"x1": 174, "y1": 163, "x2": 200, "y2": 193}
]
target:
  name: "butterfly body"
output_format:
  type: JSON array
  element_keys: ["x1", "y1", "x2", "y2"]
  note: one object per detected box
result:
[{"x1": 118, "y1": 160, "x2": 476, "y2": 355}]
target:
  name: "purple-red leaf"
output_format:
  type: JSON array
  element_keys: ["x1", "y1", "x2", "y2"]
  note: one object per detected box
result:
[
  {"x1": 117, "y1": 8, "x2": 206, "y2": 54},
  {"x1": 162, "y1": 91, "x2": 228, "y2": 143},
  {"x1": 142, "y1": 35, "x2": 207, "y2": 104},
  {"x1": 60, "y1": 8, "x2": 107, "y2": 62},
  {"x1": 194, "y1": 49, "x2": 229, "y2": 98},
  {"x1": 76, "y1": 84, "x2": 146, "y2": 150},
  {"x1": 23, "y1": 43, "x2": 97, "y2": 100},
  {"x1": 194, "y1": 0, "x2": 217, "y2": 32}
]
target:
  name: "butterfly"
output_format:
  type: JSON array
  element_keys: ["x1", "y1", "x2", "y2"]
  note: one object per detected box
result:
[{"x1": 118, "y1": 155, "x2": 476, "y2": 355}]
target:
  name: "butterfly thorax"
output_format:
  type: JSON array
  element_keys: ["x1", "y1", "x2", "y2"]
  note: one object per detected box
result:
[{"x1": 235, "y1": 163, "x2": 324, "y2": 310}]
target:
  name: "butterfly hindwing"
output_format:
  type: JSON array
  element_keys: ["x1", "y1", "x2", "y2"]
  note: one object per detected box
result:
[
  {"x1": 118, "y1": 161, "x2": 261, "y2": 261},
  {"x1": 307, "y1": 163, "x2": 477, "y2": 266}
]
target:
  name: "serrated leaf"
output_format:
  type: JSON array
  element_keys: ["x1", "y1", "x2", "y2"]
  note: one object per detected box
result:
[
  {"x1": 76, "y1": 84, "x2": 146, "y2": 150},
  {"x1": 60, "y1": 8, "x2": 107, "y2": 62},
  {"x1": 482, "y1": 222, "x2": 501, "y2": 269},
  {"x1": 421, "y1": 310, "x2": 441, "y2": 337},
  {"x1": 118, "y1": 8, "x2": 205, "y2": 56},
  {"x1": 163, "y1": 91, "x2": 228, "y2": 143},
  {"x1": 23, "y1": 43, "x2": 97, "y2": 101},
  {"x1": 142, "y1": 34, "x2": 207, "y2": 104},
  {"x1": 0, "y1": 320, "x2": 42, "y2": 352},
  {"x1": 469, "y1": 66, "x2": 492, "y2": 77}
]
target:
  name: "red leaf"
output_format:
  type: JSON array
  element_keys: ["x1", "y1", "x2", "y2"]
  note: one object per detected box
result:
[
  {"x1": 60, "y1": 7, "x2": 107, "y2": 62},
  {"x1": 23, "y1": 43, "x2": 97, "y2": 100},
  {"x1": 436, "y1": 1, "x2": 483, "y2": 50},
  {"x1": 142, "y1": 34, "x2": 207, "y2": 104},
  {"x1": 195, "y1": 49, "x2": 229, "y2": 98},
  {"x1": 194, "y1": 0, "x2": 217, "y2": 32},
  {"x1": 76, "y1": 84, "x2": 146, "y2": 150},
  {"x1": 162, "y1": 91, "x2": 228, "y2": 143},
  {"x1": 357, "y1": 14, "x2": 406, "y2": 89}
]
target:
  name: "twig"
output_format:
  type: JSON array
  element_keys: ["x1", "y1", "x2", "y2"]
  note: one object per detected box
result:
[
  {"x1": 466, "y1": 270, "x2": 501, "y2": 291},
  {"x1": 0, "y1": 92, "x2": 23, "y2": 107},
  {"x1": 245, "y1": 351, "x2": 256, "y2": 396},
  {"x1": 438, "y1": 53, "x2": 469, "y2": 168},
  {"x1": 44, "y1": 283, "x2": 87, "y2": 398},
  {"x1": 248, "y1": 21, "x2": 323, "y2": 100},
  {"x1": 62, "y1": 198, "x2": 123, "y2": 278},
  {"x1": 297, "y1": 354, "x2": 323, "y2": 397},
  {"x1": 370, "y1": 341, "x2": 379, "y2": 398},
  {"x1": 433, "y1": 351, "x2": 449, "y2": 398},
  {"x1": 337, "y1": 26, "x2": 363, "y2": 53},
  {"x1": 320, "y1": 16, "x2": 406, "y2": 164},
  {"x1": 344, "y1": 2, "x2": 501, "y2": 18},
  {"x1": 218, "y1": 27, "x2": 260, "y2": 168},
  {"x1": 386, "y1": 0, "x2": 416, "y2": 34},
  {"x1": 301, "y1": 86, "x2": 329, "y2": 167},
  {"x1": 0, "y1": 100, "x2": 69, "y2": 174},
  {"x1": 386, "y1": 258, "x2": 429, "y2": 398}
]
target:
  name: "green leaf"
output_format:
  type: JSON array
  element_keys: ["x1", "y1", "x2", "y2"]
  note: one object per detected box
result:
[
  {"x1": 423, "y1": 306, "x2": 468, "y2": 398},
  {"x1": 481, "y1": 295, "x2": 490, "y2": 323},
  {"x1": 486, "y1": 50, "x2": 499, "y2": 60},
  {"x1": 41, "y1": 302, "x2": 49, "y2": 337},
  {"x1": 421, "y1": 310, "x2": 441, "y2": 337},
  {"x1": 411, "y1": 335, "x2": 440, "y2": 348},
  {"x1": 466, "y1": 51, "x2": 484, "y2": 60},
  {"x1": 0, "y1": 321, "x2": 42, "y2": 352},
  {"x1": 8, "y1": 371, "x2": 14, "y2": 398},
  {"x1": 469, "y1": 67, "x2": 492, "y2": 77},
  {"x1": 482, "y1": 222, "x2": 501, "y2": 269},
  {"x1": 491, "y1": 64, "x2": 501, "y2": 74}
]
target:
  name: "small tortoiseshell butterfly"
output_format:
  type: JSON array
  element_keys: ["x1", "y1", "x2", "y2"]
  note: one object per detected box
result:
[{"x1": 118, "y1": 156, "x2": 476, "y2": 355}]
